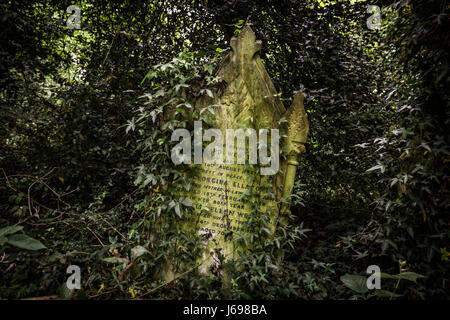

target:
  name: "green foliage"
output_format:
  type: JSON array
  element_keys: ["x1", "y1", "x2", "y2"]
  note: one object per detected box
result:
[{"x1": 341, "y1": 270, "x2": 426, "y2": 299}]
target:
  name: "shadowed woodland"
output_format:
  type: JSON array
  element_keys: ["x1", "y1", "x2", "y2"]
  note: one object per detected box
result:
[{"x1": 0, "y1": 0, "x2": 449, "y2": 299}]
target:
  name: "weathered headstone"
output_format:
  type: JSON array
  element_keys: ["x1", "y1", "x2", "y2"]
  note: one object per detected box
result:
[{"x1": 167, "y1": 26, "x2": 309, "y2": 278}]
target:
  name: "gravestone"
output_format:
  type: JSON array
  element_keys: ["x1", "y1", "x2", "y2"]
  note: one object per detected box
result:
[{"x1": 168, "y1": 26, "x2": 309, "y2": 278}]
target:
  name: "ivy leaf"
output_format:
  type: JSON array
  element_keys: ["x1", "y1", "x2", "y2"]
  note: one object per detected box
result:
[
  {"x1": 141, "y1": 70, "x2": 157, "y2": 84},
  {"x1": 181, "y1": 197, "x2": 193, "y2": 207},
  {"x1": 143, "y1": 173, "x2": 157, "y2": 186},
  {"x1": 174, "y1": 203, "x2": 182, "y2": 218},
  {"x1": 58, "y1": 283, "x2": 75, "y2": 300},
  {"x1": 366, "y1": 164, "x2": 385, "y2": 173},
  {"x1": 160, "y1": 63, "x2": 173, "y2": 71},
  {"x1": 7, "y1": 234, "x2": 46, "y2": 250},
  {"x1": 154, "y1": 89, "x2": 166, "y2": 98},
  {"x1": 200, "y1": 89, "x2": 214, "y2": 98},
  {"x1": 372, "y1": 272, "x2": 397, "y2": 279},
  {"x1": 393, "y1": 272, "x2": 426, "y2": 282},
  {"x1": 0, "y1": 225, "x2": 23, "y2": 237},
  {"x1": 174, "y1": 83, "x2": 189, "y2": 92},
  {"x1": 168, "y1": 200, "x2": 176, "y2": 209},
  {"x1": 0, "y1": 236, "x2": 7, "y2": 245},
  {"x1": 125, "y1": 118, "x2": 135, "y2": 134},
  {"x1": 131, "y1": 246, "x2": 148, "y2": 259},
  {"x1": 340, "y1": 274, "x2": 368, "y2": 293},
  {"x1": 102, "y1": 257, "x2": 129, "y2": 264},
  {"x1": 204, "y1": 64, "x2": 214, "y2": 75},
  {"x1": 373, "y1": 289, "x2": 402, "y2": 298}
]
